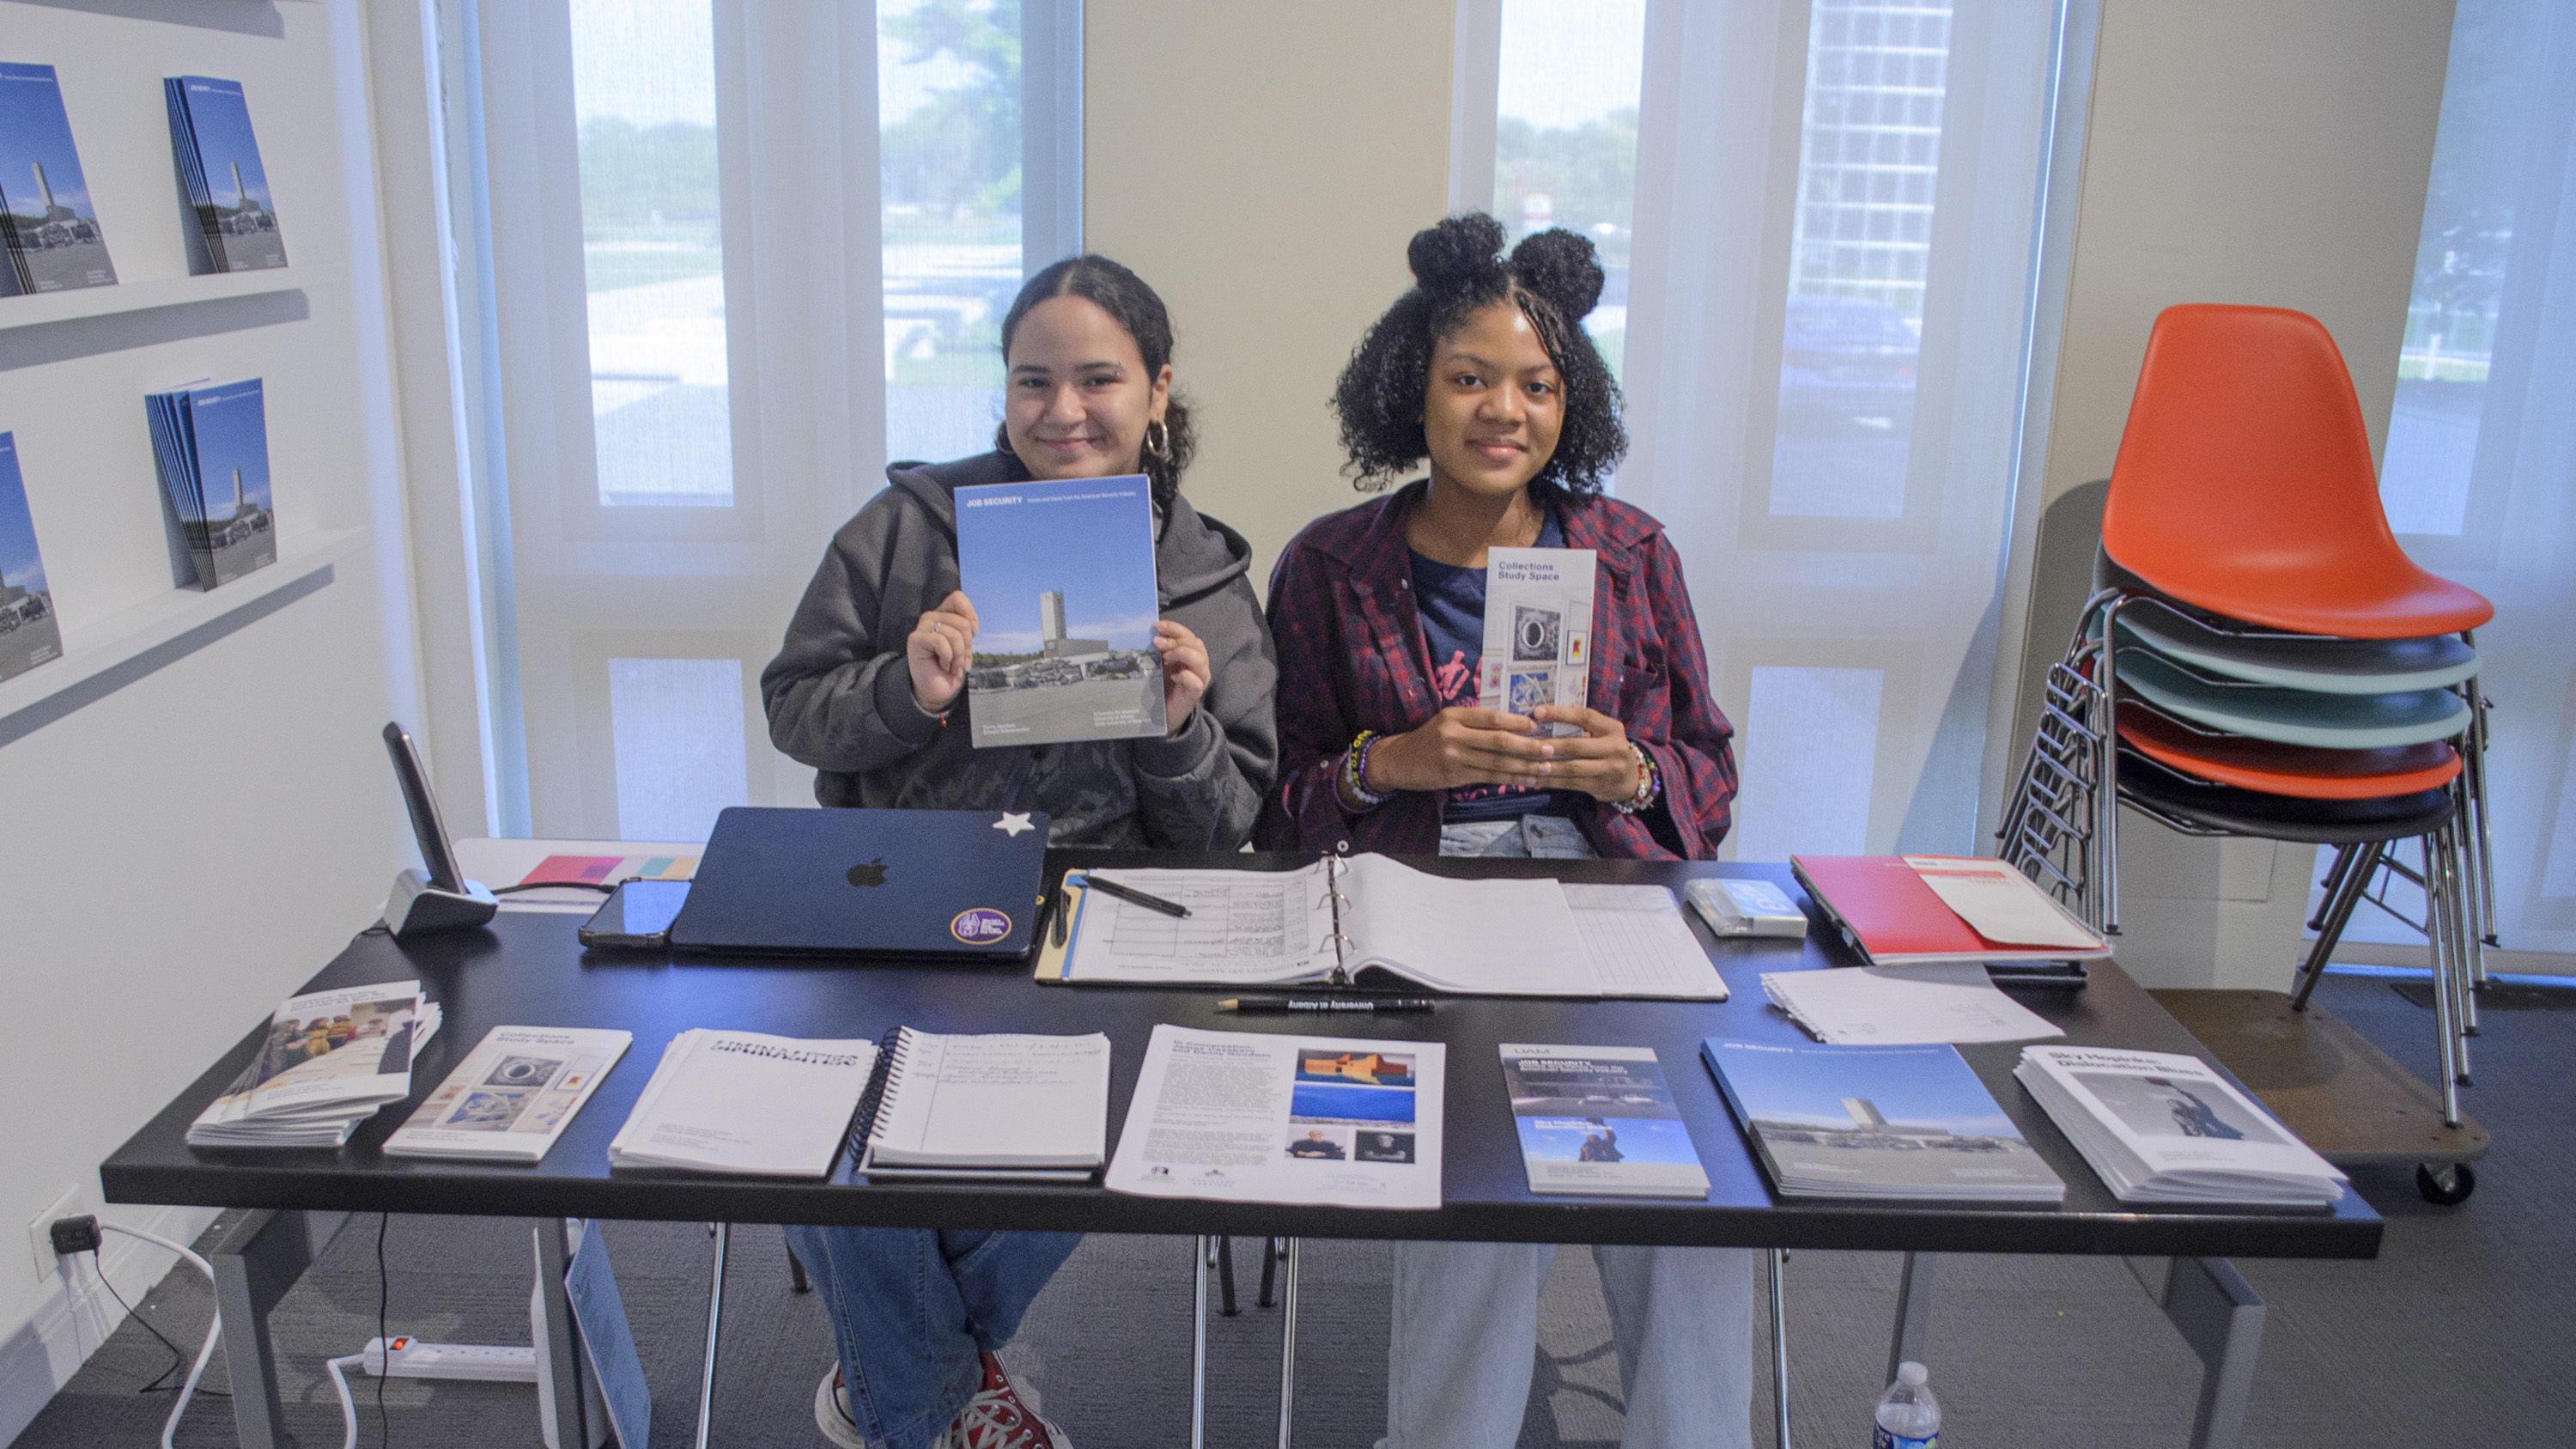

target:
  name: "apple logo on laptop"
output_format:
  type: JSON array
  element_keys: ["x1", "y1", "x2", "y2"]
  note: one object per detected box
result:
[{"x1": 846, "y1": 858, "x2": 888, "y2": 889}]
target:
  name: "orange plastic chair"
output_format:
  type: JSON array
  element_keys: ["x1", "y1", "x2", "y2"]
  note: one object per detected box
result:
[{"x1": 2102, "y1": 305, "x2": 2494, "y2": 639}]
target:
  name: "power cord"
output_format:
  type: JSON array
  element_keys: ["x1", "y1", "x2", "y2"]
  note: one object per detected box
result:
[
  {"x1": 376, "y1": 1212, "x2": 392, "y2": 1447},
  {"x1": 82, "y1": 1259, "x2": 226, "y2": 1397},
  {"x1": 50, "y1": 1216, "x2": 222, "y2": 1449}
]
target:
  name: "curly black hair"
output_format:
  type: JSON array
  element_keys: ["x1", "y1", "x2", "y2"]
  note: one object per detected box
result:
[
  {"x1": 994, "y1": 254, "x2": 1198, "y2": 507},
  {"x1": 1332, "y1": 212, "x2": 1625, "y2": 498}
]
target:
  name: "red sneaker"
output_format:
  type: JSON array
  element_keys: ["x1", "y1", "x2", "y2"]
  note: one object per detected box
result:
[{"x1": 929, "y1": 1353, "x2": 1070, "y2": 1449}]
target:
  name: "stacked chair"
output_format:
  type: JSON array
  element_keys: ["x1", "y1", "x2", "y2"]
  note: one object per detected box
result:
[{"x1": 1998, "y1": 304, "x2": 2498, "y2": 1126}]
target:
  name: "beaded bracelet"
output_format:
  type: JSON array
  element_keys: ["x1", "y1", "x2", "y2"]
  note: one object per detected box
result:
[
  {"x1": 1607, "y1": 743, "x2": 1662, "y2": 816},
  {"x1": 1340, "y1": 729, "x2": 1393, "y2": 811}
]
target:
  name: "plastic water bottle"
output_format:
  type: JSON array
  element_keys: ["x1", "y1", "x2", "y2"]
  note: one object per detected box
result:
[{"x1": 1873, "y1": 1361, "x2": 1940, "y2": 1449}]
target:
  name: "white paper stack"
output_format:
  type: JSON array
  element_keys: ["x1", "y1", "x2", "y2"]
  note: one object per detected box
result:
[
  {"x1": 188, "y1": 984, "x2": 440, "y2": 1148},
  {"x1": 1760, "y1": 961, "x2": 2064, "y2": 1046},
  {"x1": 608, "y1": 1030, "x2": 878, "y2": 1177},
  {"x1": 2015, "y1": 1045, "x2": 2347, "y2": 1206},
  {"x1": 383, "y1": 1025, "x2": 631, "y2": 1164}
]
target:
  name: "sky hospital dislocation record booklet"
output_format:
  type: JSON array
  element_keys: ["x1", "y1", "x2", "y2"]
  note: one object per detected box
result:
[
  {"x1": 608, "y1": 1030, "x2": 878, "y2": 1177},
  {"x1": 1504, "y1": 1044, "x2": 1710, "y2": 1198},
  {"x1": 1704, "y1": 1038, "x2": 2064, "y2": 1202},
  {"x1": 1039, "y1": 853, "x2": 1725, "y2": 999},
  {"x1": 954, "y1": 473, "x2": 1165, "y2": 747},
  {"x1": 385, "y1": 1026, "x2": 631, "y2": 1164},
  {"x1": 1478, "y1": 546, "x2": 1595, "y2": 736},
  {"x1": 1108, "y1": 1026, "x2": 1445, "y2": 1209},
  {"x1": 2016, "y1": 1046, "x2": 2346, "y2": 1206}
]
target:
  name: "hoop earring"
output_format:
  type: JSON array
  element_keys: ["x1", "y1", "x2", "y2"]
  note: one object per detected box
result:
[{"x1": 1145, "y1": 417, "x2": 1170, "y2": 460}]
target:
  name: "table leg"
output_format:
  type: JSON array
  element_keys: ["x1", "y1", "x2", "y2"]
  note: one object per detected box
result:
[
  {"x1": 535, "y1": 1217, "x2": 591, "y2": 1449},
  {"x1": 1768, "y1": 1247, "x2": 1792, "y2": 1449},
  {"x1": 211, "y1": 1208, "x2": 346, "y2": 1449},
  {"x1": 1276, "y1": 1237, "x2": 1301, "y2": 1449},
  {"x1": 696, "y1": 1223, "x2": 728, "y2": 1449},
  {"x1": 1885, "y1": 1251, "x2": 1935, "y2": 1384},
  {"x1": 1191, "y1": 1235, "x2": 1212, "y2": 1449},
  {"x1": 2129, "y1": 1257, "x2": 2265, "y2": 1449}
]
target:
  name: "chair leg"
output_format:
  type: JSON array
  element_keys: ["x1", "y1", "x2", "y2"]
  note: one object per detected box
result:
[
  {"x1": 2424, "y1": 831, "x2": 2465, "y2": 1126},
  {"x1": 2292, "y1": 841, "x2": 2380, "y2": 1011},
  {"x1": 1275, "y1": 1238, "x2": 1301, "y2": 1449},
  {"x1": 1769, "y1": 1248, "x2": 1793, "y2": 1449},
  {"x1": 1218, "y1": 1234, "x2": 1239, "y2": 1317},
  {"x1": 2094, "y1": 612, "x2": 2126, "y2": 936},
  {"x1": 1257, "y1": 1235, "x2": 1280, "y2": 1308},
  {"x1": 697, "y1": 1223, "x2": 727, "y2": 1449},
  {"x1": 1191, "y1": 1236, "x2": 1212, "y2": 1449},
  {"x1": 2435, "y1": 829, "x2": 2477, "y2": 1065},
  {"x1": 2307, "y1": 844, "x2": 2359, "y2": 933}
]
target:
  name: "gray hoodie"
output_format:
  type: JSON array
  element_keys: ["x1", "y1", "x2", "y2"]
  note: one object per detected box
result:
[{"x1": 761, "y1": 451, "x2": 1279, "y2": 849}]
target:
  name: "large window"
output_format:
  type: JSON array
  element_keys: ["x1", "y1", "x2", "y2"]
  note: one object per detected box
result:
[{"x1": 1492, "y1": 0, "x2": 1646, "y2": 381}]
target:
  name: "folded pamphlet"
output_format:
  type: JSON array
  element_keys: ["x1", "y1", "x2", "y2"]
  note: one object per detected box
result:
[
  {"x1": 187, "y1": 984, "x2": 436, "y2": 1148},
  {"x1": 384, "y1": 1026, "x2": 630, "y2": 1164},
  {"x1": 1107, "y1": 1025, "x2": 1446, "y2": 1209},
  {"x1": 1704, "y1": 1038, "x2": 2064, "y2": 1202},
  {"x1": 1504, "y1": 1044, "x2": 1710, "y2": 1198},
  {"x1": 2015, "y1": 1045, "x2": 2345, "y2": 1206},
  {"x1": 606, "y1": 1030, "x2": 877, "y2": 1177},
  {"x1": 1759, "y1": 961, "x2": 2064, "y2": 1045},
  {"x1": 1477, "y1": 547, "x2": 1595, "y2": 736}
]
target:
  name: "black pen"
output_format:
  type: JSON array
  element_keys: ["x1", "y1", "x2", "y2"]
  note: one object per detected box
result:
[
  {"x1": 1217, "y1": 997, "x2": 1437, "y2": 1014},
  {"x1": 1081, "y1": 874, "x2": 1191, "y2": 919}
]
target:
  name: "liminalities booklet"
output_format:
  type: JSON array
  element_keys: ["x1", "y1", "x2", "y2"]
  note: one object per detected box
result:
[
  {"x1": 0, "y1": 62, "x2": 118, "y2": 294},
  {"x1": 0, "y1": 432, "x2": 64, "y2": 684},
  {"x1": 1106, "y1": 1025, "x2": 1445, "y2": 1209},
  {"x1": 1479, "y1": 546, "x2": 1595, "y2": 737},
  {"x1": 1503, "y1": 1044, "x2": 1710, "y2": 1198},
  {"x1": 954, "y1": 473, "x2": 1165, "y2": 747},
  {"x1": 607, "y1": 1030, "x2": 877, "y2": 1178}
]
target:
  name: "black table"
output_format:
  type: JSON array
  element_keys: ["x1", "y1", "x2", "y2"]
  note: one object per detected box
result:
[{"x1": 100, "y1": 856, "x2": 2373, "y2": 1449}]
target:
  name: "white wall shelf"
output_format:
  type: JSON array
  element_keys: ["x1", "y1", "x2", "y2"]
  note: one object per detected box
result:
[
  {"x1": 0, "y1": 270, "x2": 299, "y2": 336},
  {"x1": 0, "y1": 524, "x2": 368, "y2": 748}
]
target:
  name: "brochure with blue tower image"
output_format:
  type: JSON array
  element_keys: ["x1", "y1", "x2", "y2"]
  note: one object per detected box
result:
[
  {"x1": 0, "y1": 62, "x2": 117, "y2": 294},
  {"x1": 165, "y1": 76, "x2": 286, "y2": 272},
  {"x1": 954, "y1": 472, "x2": 1167, "y2": 747},
  {"x1": 0, "y1": 432, "x2": 64, "y2": 682},
  {"x1": 146, "y1": 378, "x2": 276, "y2": 588}
]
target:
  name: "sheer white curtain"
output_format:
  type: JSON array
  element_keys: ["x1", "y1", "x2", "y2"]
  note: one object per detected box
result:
[
  {"x1": 1583, "y1": 0, "x2": 2066, "y2": 861},
  {"x1": 446, "y1": 0, "x2": 1078, "y2": 840},
  {"x1": 2338, "y1": 0, "x2": 2576, "y2": 956}
]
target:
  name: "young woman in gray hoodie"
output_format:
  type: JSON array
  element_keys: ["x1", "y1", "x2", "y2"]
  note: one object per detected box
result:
[{"x1": 762, "y1": 256, "x2": 1278, "y2": 1449}]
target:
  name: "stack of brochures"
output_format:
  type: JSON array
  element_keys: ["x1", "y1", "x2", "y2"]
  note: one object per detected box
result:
[
  {"x1": 854, "y1": 1028, "x2": 1112, "y2": 1180},
  {"x1": 1704, "y1": 1038, "x2": 2065, "y2": 1202},
  {"x1": 1504, "y1": 1044, "x2": 1710, "y2": 1198},
  {"x1": 0, "y1": 62, "x2": 119, "y2": 295},
  {"x1": 606, "y1": 1030, "x2": 878, "y2": 1177},
  {"x1": 146, "y1": 378, "x2": 277, "y2": 589},
  {"x1": 163, "y1": 76, "x2": 287, "y2": 272},
  {"x1": 187, "y1": 983, "x2": 440, "y2": 1148},
  {"x1": 383, "y1": 1026, "x2": 630, "y2": 1164},
  {"x1": 2015, "y1": 1045, "x2": 2346, "y2": 1206}
]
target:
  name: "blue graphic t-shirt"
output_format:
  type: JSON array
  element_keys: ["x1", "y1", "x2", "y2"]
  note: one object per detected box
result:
[{"x1": 1409, "y1": 512, "x2": 1580, "y2": 823}]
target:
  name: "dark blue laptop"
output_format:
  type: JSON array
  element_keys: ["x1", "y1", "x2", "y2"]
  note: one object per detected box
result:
[{"x1": 668, "y1": 807, "x2": 1051, "y2": 959}]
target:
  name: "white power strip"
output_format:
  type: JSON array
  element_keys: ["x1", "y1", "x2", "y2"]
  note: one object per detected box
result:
[{"x1": 358, "y1": 1336, "x2": 540, "y2": 1383}]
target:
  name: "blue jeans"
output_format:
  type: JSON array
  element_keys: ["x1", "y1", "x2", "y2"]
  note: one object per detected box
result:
[{"x1": 784, "y1": 1226, "x2": 1083, "y2": 1449}]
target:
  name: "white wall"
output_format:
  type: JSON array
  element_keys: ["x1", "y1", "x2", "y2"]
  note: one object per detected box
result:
[
  {"x1": 0, "y1": 2, "x2": 419, "y2": 1436},
  {"x1": 2028, "y1": 0, "x2": 2455, "y2": 989}
]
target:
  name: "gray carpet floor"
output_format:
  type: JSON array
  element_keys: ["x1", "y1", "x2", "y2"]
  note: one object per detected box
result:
[{"x1": 13, "y1": 971, "x2": 2567, "y2": 1448}]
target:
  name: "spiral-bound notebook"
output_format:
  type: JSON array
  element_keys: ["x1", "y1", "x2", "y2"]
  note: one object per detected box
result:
[{"x1": 850, "y1": 1027, "x2": 1112, "y2": 1181}]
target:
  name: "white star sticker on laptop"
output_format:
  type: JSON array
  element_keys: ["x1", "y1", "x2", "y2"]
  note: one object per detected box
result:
[{"x1": 993, "y1": 812, "x2": 1036, "y2": 837}]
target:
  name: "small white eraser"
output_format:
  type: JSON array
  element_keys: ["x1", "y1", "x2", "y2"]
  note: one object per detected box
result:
[{"x1": 1685, "y1": 878, "x2": 1809, "y2": 938}]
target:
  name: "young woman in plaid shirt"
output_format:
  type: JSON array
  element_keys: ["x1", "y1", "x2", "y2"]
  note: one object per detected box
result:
[{"x1": 1254, "y1": 215, "x2": 1753, "y2": 1449}]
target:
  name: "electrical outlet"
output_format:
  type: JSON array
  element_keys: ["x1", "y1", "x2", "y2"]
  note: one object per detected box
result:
[{"x1": 27, "y1": 1185, "x2": 82, "y2": 1285}]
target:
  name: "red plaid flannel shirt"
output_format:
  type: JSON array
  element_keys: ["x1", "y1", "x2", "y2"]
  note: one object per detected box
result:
[{"x1": 1251, "y1": 481, "x2": 1736, "y2": 859}]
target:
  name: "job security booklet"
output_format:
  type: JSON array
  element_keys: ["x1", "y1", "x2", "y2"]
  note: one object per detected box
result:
[
  {"x1": 954, "y1": 474, "x2": 1166, "y2": 748},
  {"x1": 1502, "y1": 1044, "x2": 1710, "y2": 1198}
]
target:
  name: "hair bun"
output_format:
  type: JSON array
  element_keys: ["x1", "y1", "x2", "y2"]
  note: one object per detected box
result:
[
  {"x1": 1508, "y1": 228, "x2": 1606, "y2": 322},
  {"x1": 1408, "y1": 213, "x2": 1509, "y2": 289}
]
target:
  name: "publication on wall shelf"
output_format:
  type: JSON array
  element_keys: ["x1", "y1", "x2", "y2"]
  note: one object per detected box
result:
[
  {"x1": 187, "y1": 983, "x2": 438, "y2": 1148},
  {"x1": 0, "y1": 62, "x2": 118, "y2": 295},
  {"x1": 146, "y1": 377, "x2": 276, "y2": 589},
  {"x1": 1704, "y1": 1037, "x2": 2064, "y2": 1202},
  {"x1": 607, "y1": 1029, "x2": 877, "y2": 1178},
  {"x1": 0, "y1": 432, "x2": 64, "y2": 684},
  {"x1": 1107, "y1": 1025, "x2": 1446, "y2": 1209},
  {"x1": 2015, "y1": 1045, "x2": 2346, "y2": 1206},
  {"x1": 1478, "y1": 545, "x2": 1595, "y2": 736},
  {"x1": 164, "y1": 76, "x2": 286, "y2": 272},
  {"x1": 1503, "y1": 1044, "x2": 1710, "y2": 1198},
  {"x1": 385, "y1": 1025, "x2": 631, "y2": 1164},
  {"x1": 954, "y1": 473, "x2": 1166, "y2": 747}
]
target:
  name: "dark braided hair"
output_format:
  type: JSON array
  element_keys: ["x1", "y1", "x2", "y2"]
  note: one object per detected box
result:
[
  {"x1": 995, "y1": 254, "x2": 1198, "y2": 507},
  {"x1": 1332, "y1": 212, "x2": 1625, "y2": 498}
]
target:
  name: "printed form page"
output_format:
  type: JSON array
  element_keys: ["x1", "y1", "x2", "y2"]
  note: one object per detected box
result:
[
  {"x1": 1340, "y1": 855, "x2": 1597, "y2": 995},
  {"x1": 1060, "y1": 865, "x2": 1336, "y2": 985},
  {"x1": 871, "y1": 1032, "x2": 1111, "y2": 1167}
]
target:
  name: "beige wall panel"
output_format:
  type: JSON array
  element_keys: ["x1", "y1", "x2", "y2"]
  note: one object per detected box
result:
[{"x1": 1084, "y1": 1, "x2": 1456, "y2": 592}]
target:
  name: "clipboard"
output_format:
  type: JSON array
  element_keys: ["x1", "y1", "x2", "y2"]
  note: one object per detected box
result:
[{"x1": 1032, "y1": 874, "x2": 1090, "y2": 983}]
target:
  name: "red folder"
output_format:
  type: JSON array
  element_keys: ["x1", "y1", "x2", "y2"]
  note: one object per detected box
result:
[{"x1": 1789, "y1": 855, "x2": 2109, "y2": 965}]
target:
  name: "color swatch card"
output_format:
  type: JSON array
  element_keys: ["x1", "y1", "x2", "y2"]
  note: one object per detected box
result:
[
  {"x1": 0, "y1": 432, "x2": 63, "y2": 683},
  {"x1": 1479, "y1": 546, "x2": 1595, "y2": 736},
  {"x1": 954, "y1": 473, "x2": 1165, "y2": 747},
  {"x1": 0, "y1": 62, "x2": 118, "y2": 294}
]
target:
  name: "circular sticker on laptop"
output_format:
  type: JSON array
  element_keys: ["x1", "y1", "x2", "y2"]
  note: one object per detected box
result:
[{"x1": 951, "y1": 907, "x2": 1013, "y2": 944}]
